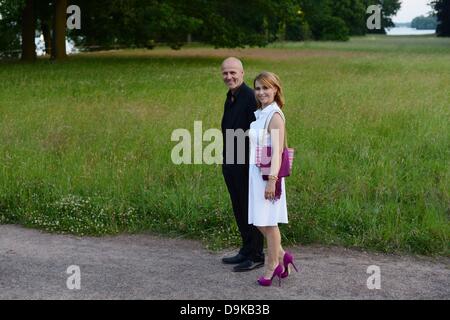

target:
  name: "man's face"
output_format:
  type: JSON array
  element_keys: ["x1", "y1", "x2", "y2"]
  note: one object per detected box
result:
[{"x1": 221, "y1": 62, "x2": 244, "y2": 91}]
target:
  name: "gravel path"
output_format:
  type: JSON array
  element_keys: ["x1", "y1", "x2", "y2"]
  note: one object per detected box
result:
[{"x1": 0, "y1": 224, "x2": 448, "y2": 300}]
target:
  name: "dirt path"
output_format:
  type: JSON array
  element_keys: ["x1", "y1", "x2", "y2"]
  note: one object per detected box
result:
[{"x1": 0, "y1": 225, "x2": 448, "y2": 300}]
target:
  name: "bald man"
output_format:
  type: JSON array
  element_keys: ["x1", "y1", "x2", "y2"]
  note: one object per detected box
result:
[{"x1": 220, "y1": 57, "x2": 265, "y2": 272}]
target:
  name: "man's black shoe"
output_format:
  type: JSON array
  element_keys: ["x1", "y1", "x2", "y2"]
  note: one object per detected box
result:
[
  {"x1": 222, "y1": 253, "x2": 248, "y2": 264},
  {"x1": 232, "y1": 259, "x2": 264, "y2": 272}
]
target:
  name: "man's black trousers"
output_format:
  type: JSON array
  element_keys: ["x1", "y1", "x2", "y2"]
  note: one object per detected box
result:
[{"x1": 222, "y1": 164, "x2": 264, "y2": 260}]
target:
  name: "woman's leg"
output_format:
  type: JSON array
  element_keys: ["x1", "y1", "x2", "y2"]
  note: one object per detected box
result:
[
  {"x1": 257, "y1": 226, "x2": 266, "y2": 237},
  {"x1": 263, "y1": 226, "x2": 281, "y2": 278},
  {"x1": 259, "y1": 230, "x2": 284, "y2": 263},
  {"x1": 279, "y1": 245, "x2": 285, "y2": 265}
]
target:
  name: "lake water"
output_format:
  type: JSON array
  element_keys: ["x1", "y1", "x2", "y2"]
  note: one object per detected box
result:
[{"x1": 386, "y1": 27, "x2": 436, "y2": 36}]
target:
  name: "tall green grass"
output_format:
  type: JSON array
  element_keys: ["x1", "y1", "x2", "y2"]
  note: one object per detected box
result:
[{"x1": 1, "y1": 36, "x2": 449, "y2": 255}]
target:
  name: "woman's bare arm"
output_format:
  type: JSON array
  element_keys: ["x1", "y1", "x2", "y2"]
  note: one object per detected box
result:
[{"x1": 267, "y1": 113, "x2": 285, "y2": 177}]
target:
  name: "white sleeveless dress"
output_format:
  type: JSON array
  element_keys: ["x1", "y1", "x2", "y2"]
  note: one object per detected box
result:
[{"x1": 248, "y1": 102, "x2": 288, "y2": 226}]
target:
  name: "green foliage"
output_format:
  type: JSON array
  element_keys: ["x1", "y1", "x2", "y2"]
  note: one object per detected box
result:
[
  {"x1": 312, "y1": 15, "x2": 350, "y2": 41},
  {"x1": 0, "y1": 0, "x2": 25, "y2": 16},
  {"x1": 286, "y1": 18, "x2": 312, "y2": 41},
  {"x1": 283, "y1": 3, "x2": 311, "y2": 41},
  {"x1": 193, "y1": 1, "x2": 268, "y2": 47},
  {"x1": 297, "y1": 0, "x2": 372, "y2": 40},
  {"x1": 66, "y1": 0, "x2": 279, "y2": 49},
  {"x1": 432, "y1": 0, "x2": 450, "y2": 36},
  {"x1": 68, "y1": 0, "x2": 200, "y2": 50},
  {"x1": 0, "y1": 0, "x2": 24, "y2": 57},
  {"x1": 0, "y1": 18, "x2": 20, "y2": 57},
  {"x1": 331, "y1": 0, "x2": 367, "y2": 35}
]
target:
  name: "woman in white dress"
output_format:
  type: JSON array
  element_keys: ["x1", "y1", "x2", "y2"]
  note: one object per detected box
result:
[{"x1": 248, "y1": 72, "x2": 298, "y2": 286}]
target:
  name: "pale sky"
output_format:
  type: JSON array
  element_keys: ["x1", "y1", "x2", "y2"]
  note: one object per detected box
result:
[{"x1": 392, "y1": 0, "x2": 434, "y2": 23}]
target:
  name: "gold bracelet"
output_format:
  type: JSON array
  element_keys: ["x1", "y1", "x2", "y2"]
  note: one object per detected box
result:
[{"x1": 268, "y1": 175, "x2": 278, "y2": 181}]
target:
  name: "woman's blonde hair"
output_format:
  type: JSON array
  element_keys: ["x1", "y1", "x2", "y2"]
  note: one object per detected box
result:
[{"x1": 253, "y1": 71, "x2": 285, "y2": 109}]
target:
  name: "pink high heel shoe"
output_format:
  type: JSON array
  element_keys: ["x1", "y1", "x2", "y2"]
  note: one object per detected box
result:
[
  {"x1": 280, "y1": 252, "x2": 299, "y2": 279},
  {"x1": 257, "y1": 264, "x2": 284, "y2": 287}
]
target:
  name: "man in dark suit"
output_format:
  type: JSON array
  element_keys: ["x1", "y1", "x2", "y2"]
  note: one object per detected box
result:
[{"x1": 220, "y1": 57, "x2": 264, "y2": 272}]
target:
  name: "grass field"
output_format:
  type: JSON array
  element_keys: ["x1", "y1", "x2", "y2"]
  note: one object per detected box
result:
[{"x1": 1, "y1": 35, "x2": 449, "y2": 255}]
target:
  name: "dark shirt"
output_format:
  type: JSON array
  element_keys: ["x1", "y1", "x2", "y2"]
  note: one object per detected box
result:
[{"x1": 221, "y1": 82, "x2": 257, "y2": 166}]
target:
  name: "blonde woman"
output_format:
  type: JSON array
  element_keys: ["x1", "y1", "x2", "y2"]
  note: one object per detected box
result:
[{"x1": 248, "y1": 71, "x2": 299, "y2": 286}]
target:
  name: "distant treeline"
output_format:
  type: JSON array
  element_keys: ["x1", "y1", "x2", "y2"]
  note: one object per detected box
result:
[{"x1": 411, "y1": 15, "x2": 438, "y2": 30}]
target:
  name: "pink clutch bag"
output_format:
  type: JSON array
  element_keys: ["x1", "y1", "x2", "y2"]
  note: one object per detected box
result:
[{"x1": 256, "y1": 146, "x2": 294, "y2": 179}]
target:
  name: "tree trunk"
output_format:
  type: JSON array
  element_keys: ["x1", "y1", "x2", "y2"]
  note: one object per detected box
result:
[
  {"x1": 21, "y1": 0, "x2": 36, "y2": 62},
  {"x1": 42, "y1": 21, "x2": 52, "y2": 56},
  {"x1": 51, "y1": 0, "x2": 67, "y2": 60}
]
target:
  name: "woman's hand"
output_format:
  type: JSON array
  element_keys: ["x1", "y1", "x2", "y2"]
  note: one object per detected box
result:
[{"x1": 265, "y1": 179, "x2": 277, "y2": 201}]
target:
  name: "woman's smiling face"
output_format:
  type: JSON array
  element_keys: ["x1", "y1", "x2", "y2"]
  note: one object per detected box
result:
[{"x1": 254, "y1": 80, "x2": 276, "y2": 107}]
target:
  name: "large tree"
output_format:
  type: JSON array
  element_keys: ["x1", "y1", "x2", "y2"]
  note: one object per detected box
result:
[{"x1": 433, "y1": 0, "x2": 450, "y2": 36}]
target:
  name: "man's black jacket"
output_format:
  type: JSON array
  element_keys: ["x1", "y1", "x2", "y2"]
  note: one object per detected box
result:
[{"x1": 221, "y1": 82, "x2": 257, "y2": 167}]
